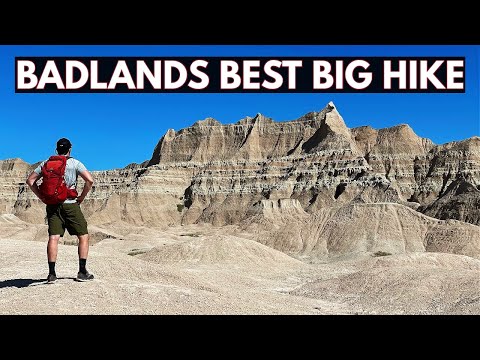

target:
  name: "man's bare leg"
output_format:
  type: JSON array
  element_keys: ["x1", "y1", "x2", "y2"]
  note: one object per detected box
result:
[
  {"x1": 47, "y1": 235, "x2": 61, "y2": 262},
  {"x1": 47, "y1": 235, "x2": 61, "y2": 282},
  {"x1": 78, "y1": 234, "x2": 89, "y2": 259}
]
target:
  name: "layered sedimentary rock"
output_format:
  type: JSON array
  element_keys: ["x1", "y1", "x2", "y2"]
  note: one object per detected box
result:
[
  {"x1": 147, "y1": 103, "x2": 398, "y2": 225},
  {"x1": 352, "y1": 124, "x2": 435, "y2": 199},
  {"x1": 420, "y1": 177, "x2": 480, "y2": 225},
  {"x1": 0, "y1": 159, "x2": 32, "y2": 214},
  {"x1": 239, "y1": 200, "x2": 480, "y2": 259},
  {"x1": 1, "y1": 102, "x2": 479, "y2": 235},
  {"x1": 145, "y1": 102, "x2": 479, "y2": 226}
]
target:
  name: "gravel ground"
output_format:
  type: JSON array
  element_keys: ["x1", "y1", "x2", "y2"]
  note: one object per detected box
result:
[{"x1": 0, "y1": 229, "x2": 479, "y2": 315}]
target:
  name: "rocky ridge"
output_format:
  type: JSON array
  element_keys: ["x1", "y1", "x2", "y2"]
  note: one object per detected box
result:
[{"x1": 1, "y1": 102, "x2": 479, "y2": 259}]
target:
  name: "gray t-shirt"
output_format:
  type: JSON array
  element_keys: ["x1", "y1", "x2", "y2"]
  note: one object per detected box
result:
[{"x1": 34, "y1": 157, "x2": 87, "y2": 204}]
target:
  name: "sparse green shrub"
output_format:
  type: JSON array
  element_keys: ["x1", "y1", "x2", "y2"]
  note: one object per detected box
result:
[
  {"x1": 128, "y1": 248, "x2": 149, "y2": 256},
  {"x1": 180, "y1": 233, "x2": 201, "y2": 237},
  {"x1": 373, "y1": 251, "x2": 392, "y2": 257}
]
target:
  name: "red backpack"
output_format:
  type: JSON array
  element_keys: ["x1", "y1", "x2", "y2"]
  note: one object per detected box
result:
[{"x1": 39, "y1": 156, "x2": 77, "y2": 205}]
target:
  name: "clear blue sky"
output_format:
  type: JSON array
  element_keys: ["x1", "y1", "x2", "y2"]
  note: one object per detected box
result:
[{"x1": 0, "y1": 45, "x2": 478, "y2": 170}]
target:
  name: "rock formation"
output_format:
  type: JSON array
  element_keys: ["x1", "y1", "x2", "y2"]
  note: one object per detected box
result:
[
  {"x1": 420, "y1": 176, "x2": 480, "y2": 225},
  {"x1": 1, "y1": 102, "x2": 479, "y2": 260},
  {"x1": 240, "y1": 200, "x2": 480, "y2": 260},
  {"x1": 0, "y1": 158, "x2": 33, "y2": 214}
]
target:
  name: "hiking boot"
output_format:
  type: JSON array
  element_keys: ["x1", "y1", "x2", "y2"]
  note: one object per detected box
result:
[
  {"x1": 76, "y1": 271, "x2": 94, "y2": 282},
  {"x1": 47, "y1": 273, "x2": 57, "y2": 283}
]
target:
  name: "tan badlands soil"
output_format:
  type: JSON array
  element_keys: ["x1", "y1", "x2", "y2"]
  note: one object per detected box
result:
[{"x1": 1, "y1": 223, "x2": 479, "y2": 315}]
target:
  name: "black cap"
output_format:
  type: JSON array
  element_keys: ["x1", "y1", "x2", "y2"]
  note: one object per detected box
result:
[{"x1": 56, "y1": 138, "x2": 72, "y2": 153}]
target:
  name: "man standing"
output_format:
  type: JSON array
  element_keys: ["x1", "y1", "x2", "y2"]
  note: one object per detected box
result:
[{"x1": 26, "y1": 138, "x2": 95, "y2": 283}]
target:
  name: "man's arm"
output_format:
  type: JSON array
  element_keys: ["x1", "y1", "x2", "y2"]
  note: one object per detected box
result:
[
  {"x1": 77, "y1": 170, "x2": 94, "y2": 204},
  {"x1": 26, "y1": 171, "x2": 43, "y2": 201}
]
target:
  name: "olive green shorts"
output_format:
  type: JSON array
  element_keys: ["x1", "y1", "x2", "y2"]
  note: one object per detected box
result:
[{"x1": 46, "y1": 203, "x2": 88, "y2": 237}]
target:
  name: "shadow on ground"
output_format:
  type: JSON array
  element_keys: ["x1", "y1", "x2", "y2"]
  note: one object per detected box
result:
[{"x1": 0, "y1": 277, "x2": 76, "y2": 288}]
